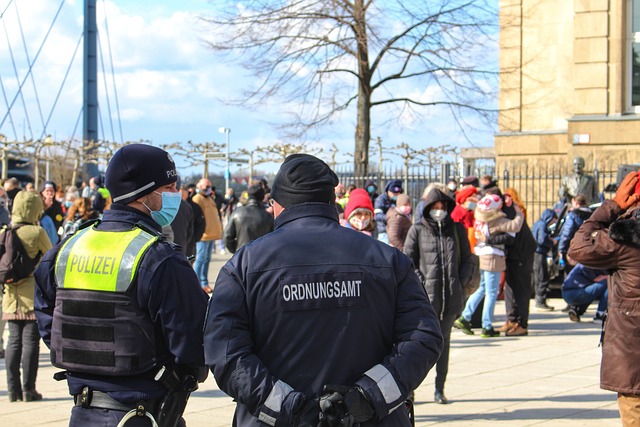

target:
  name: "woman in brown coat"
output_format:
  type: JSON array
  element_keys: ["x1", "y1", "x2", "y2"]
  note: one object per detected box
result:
[
  {"x1": 386, "y1": 194, "x2": 413, "y2": 251},
  {"x1": 568, "y1": 171, "x2": 640, "y2": 425}
]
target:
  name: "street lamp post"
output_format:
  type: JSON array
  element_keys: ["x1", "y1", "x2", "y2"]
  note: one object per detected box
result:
[{"x1": 218, "y1": 127, "x2": 231, "y2": 191}]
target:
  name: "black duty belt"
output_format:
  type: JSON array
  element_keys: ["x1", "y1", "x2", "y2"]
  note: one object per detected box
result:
[{"x1": 74, "y1": 387, "x2": 148, "y2": 412}]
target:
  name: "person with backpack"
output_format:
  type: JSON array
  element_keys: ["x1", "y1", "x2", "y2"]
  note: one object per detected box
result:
[
  {"x1": 404, "y1": 188, "x2": 475, "y2": 404},
  {"x1": 2, "y1": 190, "x2": 52, "y2": 402}
]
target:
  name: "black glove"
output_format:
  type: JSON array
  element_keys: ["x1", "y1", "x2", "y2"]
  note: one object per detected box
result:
[
  {"x1": 321, "y1": 385, "x2": 375, "y2": 425},
  {"x1": 319, "y1": 387, "x2": 353, "y2": 427},
  {"x1": 275, "y1": 392, "x2": 320, "y2": 427},
  {"x1": 296, "y1": 397, "x2": 321, "y2": 427}
]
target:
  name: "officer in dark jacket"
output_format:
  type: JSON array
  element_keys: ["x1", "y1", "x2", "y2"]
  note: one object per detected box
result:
[
  {"x1": 34, "y1": 144, "x2": 208, "y2": 427},
  {"x1": 223, "y1": 184, "x2": 273, "y2": 254},
  {"x1": 403, "y1": 188, "x2": 474, "y2": 405},
  {"x1": 204, "y1": 154, "x2": 443, "y2": 426}
]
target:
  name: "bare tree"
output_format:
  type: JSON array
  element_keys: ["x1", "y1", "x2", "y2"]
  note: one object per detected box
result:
[
  {"x1": 0, "y1": 134, "x2": 30, "y2": 181},
  {"x1": 82, "y1": 140, "x2": 140, "y2": 173},
  {"x1": 255, "y1": 142, "x2": 323, "y2": 164},
  {"x1": 392, "y1": 142, "x2": 447, "y2": 190},
  {"x1": 162, "y1": 141, "x2": 225, "y2": 179},
  {"x1": 234, "y1": 147, "x2": 273, "y2": 179},
  {"x1": 202, "y1": 0, "x2": 497, "y2": 182}
]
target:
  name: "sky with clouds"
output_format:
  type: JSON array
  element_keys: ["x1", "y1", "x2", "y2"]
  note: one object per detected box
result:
[{"x1": 0, "y1": 0, "x2": 497, "y2": 176}]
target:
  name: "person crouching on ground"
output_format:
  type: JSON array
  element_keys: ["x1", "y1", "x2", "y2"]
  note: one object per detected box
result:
[{"x1": 561, "y1": 263, "x2": 608, "y2": 322}]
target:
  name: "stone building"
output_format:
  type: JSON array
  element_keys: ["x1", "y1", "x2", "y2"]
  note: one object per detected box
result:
[{"x1": 495, "y1": 0, "x2": 640, "y2": 173}]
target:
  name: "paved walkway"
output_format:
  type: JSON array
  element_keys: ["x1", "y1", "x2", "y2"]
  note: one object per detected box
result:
[{"x1": 1, "y1": 253, "x2": 620, "y2": 426}]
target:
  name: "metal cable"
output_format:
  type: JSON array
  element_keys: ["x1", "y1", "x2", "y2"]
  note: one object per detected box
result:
[
  {"x1": 101, "y1": 0, "x2": 124, "y2": 144},
  {"x1": 14, "y1": 0, "x2": 43, "y2": 139},
  {"x1": 40, "y1": 32, "x2": 83, "y2": 140},
  {"x1": 0, "y1": 0, "x2": 67, "y2": 133},
  {"x1": 71, "y1": 107, "x2": 83, "y2": 143},
  {"x1": 0, "y1": 72, "x2": 18, "y2": 139},
  {"x1": 0, "y1": 0, "x2": 19, "y2": 139},
  {"x1": 98, "y1": 104, "x2": 105, "y2": 147},
  {"x1": 0, "y1": 0, "x2": 14, "y2": 19},
  {"x1": 97, "y1": 31, "x2": 115, "y2": 142},
  {"x1": 3, "y1": 18, "x2": 34, "y2": 139}
]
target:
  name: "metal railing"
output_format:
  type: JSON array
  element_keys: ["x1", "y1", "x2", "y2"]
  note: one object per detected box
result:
[{"x1": 335, "y1": 163, "x2": 619, "y2": 224}]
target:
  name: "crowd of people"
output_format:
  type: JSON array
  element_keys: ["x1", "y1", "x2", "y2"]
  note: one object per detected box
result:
[{"x1": 0, "y1": 146, "x2": 635, "y2": 426}]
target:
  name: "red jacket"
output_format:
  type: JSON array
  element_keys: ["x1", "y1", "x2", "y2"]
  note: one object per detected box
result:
[{"x1": 451, "y1": 204, "x2": 474, "y2": 229}]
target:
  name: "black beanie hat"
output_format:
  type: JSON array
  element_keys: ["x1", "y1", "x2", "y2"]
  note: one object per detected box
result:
[
  {"x1": 247, "y1": 184, "x2": 265, "y2": 202},
  {"x1": 271, "y1": 153, "x2": 339, "y2": 208},
  {"x1": 105, "y1": 144, "x2": 178, "y2": 205}
]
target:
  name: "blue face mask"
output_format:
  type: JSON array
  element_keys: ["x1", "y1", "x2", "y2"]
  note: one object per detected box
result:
[
  {"x1": 147, "y1": 191, "x2": 181, "y2": 227},
  {"x1": 367, "y1": 185, "x2": 375, "y2": 194}
]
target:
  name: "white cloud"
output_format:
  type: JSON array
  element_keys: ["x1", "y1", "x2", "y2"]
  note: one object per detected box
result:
[{"x1": 0, "y1": 0, "x2": 498, "y2": 178}]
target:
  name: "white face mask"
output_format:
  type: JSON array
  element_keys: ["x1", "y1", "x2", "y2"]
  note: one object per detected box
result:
[
  {"x1": 350, "y1": 217, "x2": 370, "y2": 231},
  {"x1": 429, "y1": 209, "x2": 447, "y2": 222}
]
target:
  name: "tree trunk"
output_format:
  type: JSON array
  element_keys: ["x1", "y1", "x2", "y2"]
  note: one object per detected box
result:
[{"x1": 353, "y1": 0, "x2": 371, "y2": 187}]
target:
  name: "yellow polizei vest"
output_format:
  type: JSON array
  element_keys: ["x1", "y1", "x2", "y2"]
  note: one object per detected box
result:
[{"x1": 55, "y1": 226, "x2": 159, "y2": 292}]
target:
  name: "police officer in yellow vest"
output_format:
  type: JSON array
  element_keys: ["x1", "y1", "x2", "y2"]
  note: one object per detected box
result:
[{"x1": 34, "y1": 144, "x2": 208, "y2": 427}]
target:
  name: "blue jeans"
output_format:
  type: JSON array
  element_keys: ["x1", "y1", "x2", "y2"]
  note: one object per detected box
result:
[
  {"x1": 563, "y1": 280, "x2": 608, "y2": 314},
  {"x1": 194, "y1": 240, "x2": 215, "y2": 288},
  {"x1": 462, "y1": 270, "x2": 501, "y2": 329}
]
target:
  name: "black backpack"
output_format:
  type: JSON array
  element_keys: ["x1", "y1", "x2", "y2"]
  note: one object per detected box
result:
[{"x1": 0, "y1": 224, "x2": 42, "y2": 284}]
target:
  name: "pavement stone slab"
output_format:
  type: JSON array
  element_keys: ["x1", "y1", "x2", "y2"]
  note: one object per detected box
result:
[{"x1": 0, "y1": 253, "x2": 621, "y2": 426}]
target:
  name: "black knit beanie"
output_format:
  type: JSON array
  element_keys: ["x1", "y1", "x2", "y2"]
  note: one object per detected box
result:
[
  {"x1": 270, "y1": 154, "x2": 338, "y2": 208},
  {"x1": 247, "y1": 184, "x2": 265, "y2": 202},
  {"x1": 105, "y1": 144, "x2": 178, "y2": 205}
]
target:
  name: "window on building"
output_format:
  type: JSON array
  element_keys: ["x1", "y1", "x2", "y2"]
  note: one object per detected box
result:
[{"x1": 628, "y1": 0, "x2": 640, "y2": 110}]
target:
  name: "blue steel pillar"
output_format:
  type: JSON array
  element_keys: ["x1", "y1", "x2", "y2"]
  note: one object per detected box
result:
[{"x1": 83, "y1": 0, "x2": 99, "y2": 180}]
